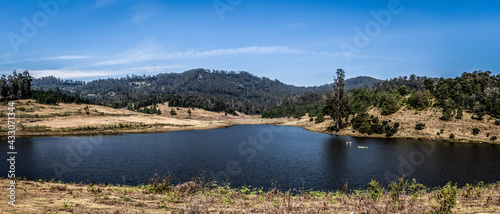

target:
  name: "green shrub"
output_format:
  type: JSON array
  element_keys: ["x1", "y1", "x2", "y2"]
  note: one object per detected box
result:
[
  {"x1": 415, "y1": 123, "x2": 425, "y2": 130},
  {"x1": 455, "y1": 107, "x2": 463, "y2": 119},
  {"x1": 407, "y1": 179, "x2": 426, "y2": 199},
  {"x1": 393, "y1": 122, "x2": 400, "y2": 129},
  {"x1": 145, "y1": 173, "x2": 172, "y2": 193},
  {"x1": 88, "y1": 182, "x2": 102, "y2": 193},
  {"x1": 495, "y1": 120, "x2": 500, "y2": 125},
  {"x1": 449, "y1": 134, "x2": 455, "y2": 140},
  {"x1": 434, "y1": 182, "x2": 458, "y2": 213},
  {"x1": 367, "y1": 180, "x2": 383, "y2": 201},
  {"x1": 371, "y1": 124, "x2": 385, "y2": 134},
  {"x1": 315, "y1": 113, "x2": 325, "y2": 123},
  {"x1": 388, "y1": 176, "x2": 407, "y2": 202},
  {"x1": 472, "y1": 128, "x2": 480, "y2": 135},
  {"x1": 491, "y1": 136, "x2": 497, "y2": 141}
]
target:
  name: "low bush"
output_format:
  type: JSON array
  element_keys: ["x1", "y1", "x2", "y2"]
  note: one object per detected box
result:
[
  {"x1": 433, "y1": 182, "x2": 458, "y2": 213},
  {"x1": 472, "y1": 128, "x2": 480, "y2": 135},
  {"x1": 367, "y1": 180, "x2": 383, "y2": 201},
  {"x1": 415, "y1": 123, "x2": 425, "y2": 130}
]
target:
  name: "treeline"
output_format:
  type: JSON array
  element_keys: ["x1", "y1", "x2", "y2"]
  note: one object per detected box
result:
[
  {"x1": 32, "y1": 75, "x2": 85, "y2": 89},
  {"x1": 261, "y1": 92, "x2": 325, "y2": 118},
  {"x1": 136, "y1": 105, "x2": 161, "y2": 115},
  {"x1": 122, "y1": 94, "x2": 239, "y2": 115},
  {"x1": 31, "y1": 89, "x2": 89, "y2": 105},
  {"x1": 30, "y1": 69, "x2": 336, "y2": 114},
  {"x1": 432, "y1": 71, "x2": 500, "y2": 120},
  {"x1": 0, "y1": 70, "x2": 32, "y2": 100},
  {"x1": 263, "y1": 70, "x2": 500, "y2": 137}
]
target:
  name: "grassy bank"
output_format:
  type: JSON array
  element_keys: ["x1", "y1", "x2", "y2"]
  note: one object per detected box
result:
[
  {"x1": 0, "y1": 100, "x2": 293, "y2": 137},
  {"x1": 1, "y1": 177, "x2": 499, "y2": 213},
  {"x1": 283, "y1": 106, "x2": 500, "y2": 144}
]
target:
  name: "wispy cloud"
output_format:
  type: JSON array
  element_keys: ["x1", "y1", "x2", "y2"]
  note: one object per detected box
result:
[
  {"x1": 39, "y1": 55, "x2": 90, "y2": 60},
  {"x1": 171, "y1": 46, "x2": 306, "y2": 57},
  {"x1": 0, "y1": 53, "x2": 13, "y2": 58},
  {"x1": 130, "y1": 65, "x2": 184, "y2": 72},
  {"x1": 92, "y1": 45, "x2": 312, "y2": 66},
  {"x1": 11, "y1": 41, "x2": 336, "y2": 80},
  {"x1": 286, "y1": 23, "x2": 310, "y2": 29},
  {"x1": 28, "y1": 69, "x2": 117, "y2": 79},
  {"x1": 132, "y1": 4, "x2": 158, "y2": 23}
]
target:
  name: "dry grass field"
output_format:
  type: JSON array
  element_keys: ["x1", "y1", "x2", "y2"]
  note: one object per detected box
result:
[
  {"x1": 0, "y1": 100, "x2": 292, "y2": 136},
  {"x1": 0, "y1": 178, "x2": 499, "y2": 213}
]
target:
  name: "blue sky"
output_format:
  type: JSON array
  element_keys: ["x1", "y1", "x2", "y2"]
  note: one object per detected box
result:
[{"x1": 1, "y1": 0, "x2": 499, "y2": 86}]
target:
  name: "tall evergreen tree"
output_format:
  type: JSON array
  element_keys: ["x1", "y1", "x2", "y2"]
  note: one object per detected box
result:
[{"x1": 327, "y1": 69, "x2": 350, "y2": 130}]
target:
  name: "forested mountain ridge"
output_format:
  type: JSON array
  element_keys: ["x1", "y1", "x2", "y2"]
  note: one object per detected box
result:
[{"x1": 31, "y1": 68, "x2": 382, "y2": 114}]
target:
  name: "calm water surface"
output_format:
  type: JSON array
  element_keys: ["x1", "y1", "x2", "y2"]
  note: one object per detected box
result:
[{"x1": 2, "y1": 125, "x2": 499, "y2": 190}]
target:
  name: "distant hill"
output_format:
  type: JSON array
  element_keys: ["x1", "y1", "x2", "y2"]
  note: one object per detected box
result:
[
  {"x1": 346, "y1": 76, "x2": 384, "y2": 90},
  {"x1": 32, "y1": 69, "x2": 383, "y2": 114}
]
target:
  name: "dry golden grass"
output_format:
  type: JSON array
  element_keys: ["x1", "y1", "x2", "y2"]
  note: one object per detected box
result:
[
  {"x1": 0, "y1": 178, "x2": 499, "y2": 213},
  {"x1": 0, "y1": 100, "x2": 293, "y2": 136},
  {"x1": 288, "y1": 107, "x2": 500, "y2": 144}
]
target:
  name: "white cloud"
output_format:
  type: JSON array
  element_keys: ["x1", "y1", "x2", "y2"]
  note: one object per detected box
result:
[
  {"x1": 130, "y1": 65, "x2": 184, "y2": 72},
  {"x1": 170, "y1": 46, "x2": 305, "y2": 57},
  {"x1": 28, "y1": 69, "x2": 116, "y2": 79},
  {"x1": 91, "y1": 42, "x2": 164, "y2": 66},
  {"x1": 286, "y1": 23, "x2": 310, "y2": 29},
  {"x1": 92, "y1": 45, "x2": 311, "y2": 67}
]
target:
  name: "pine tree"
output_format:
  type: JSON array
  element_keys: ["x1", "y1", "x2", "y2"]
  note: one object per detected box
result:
[
  {"x1": 170, "y1": 108, "x2": 177, "y2": 116},
  {"x1": 326, "y1": 69, "x2": 350, "y2": 131}
]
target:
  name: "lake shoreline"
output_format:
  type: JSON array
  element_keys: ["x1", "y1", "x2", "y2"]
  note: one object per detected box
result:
[
  {"x1": 2, "y1": 100, "x2": 499, "y2": 144},
  {"x1": 4, "y1": 121, "x2": 500, "y2": 144}
]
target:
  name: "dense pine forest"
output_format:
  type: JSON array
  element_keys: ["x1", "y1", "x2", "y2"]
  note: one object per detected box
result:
[
  {"x1": 3, "y1": 69, "x2": 499, "y2": 137},
  {"x1": 29, "y1": 69, "x2": 381, "y2": 114}
]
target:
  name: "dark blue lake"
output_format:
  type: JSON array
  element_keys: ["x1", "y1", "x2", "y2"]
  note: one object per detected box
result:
[{"x1": 2, "y1": 125, "x2": 500, "y2": 190}]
